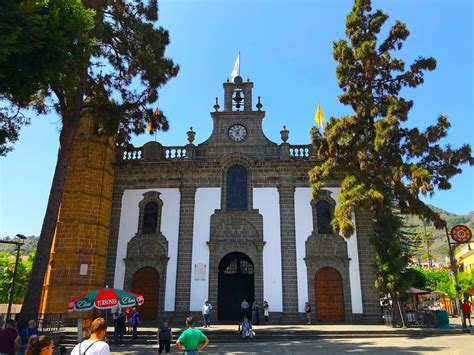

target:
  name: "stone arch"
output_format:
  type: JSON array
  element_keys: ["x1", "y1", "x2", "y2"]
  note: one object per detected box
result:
[
  {"x1": 207, "y1": 214, "x2": 265, "y2": 321},
  {"x1": 304, "y1": 231, "x2": 353, "y2": 321}
]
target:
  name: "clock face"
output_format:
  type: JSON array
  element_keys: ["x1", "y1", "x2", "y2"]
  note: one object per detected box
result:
[{"x1": 228, "y1": 124, "x2": 247, "y2": 142}]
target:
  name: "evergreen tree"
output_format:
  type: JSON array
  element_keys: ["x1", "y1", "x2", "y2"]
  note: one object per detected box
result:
[
  {"x1": 11, "y1": 0, "x2": 179, "y2": 320},
  {"x1": 310, "y1": 0, "x2": 472, "y2": 298}
]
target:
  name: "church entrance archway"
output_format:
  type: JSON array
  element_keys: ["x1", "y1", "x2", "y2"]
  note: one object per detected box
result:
[
  {"x1": 131, "y1": 267, "x2": 159, "y2": 321},
  {"x1": 315, "y1": 267, "x2": 344, "y2": 322},
  {"x1": 218, "y1": 252, "x2": 254, "y2": 321}
]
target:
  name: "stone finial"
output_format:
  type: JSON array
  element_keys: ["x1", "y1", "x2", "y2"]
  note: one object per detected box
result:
[
  {"x1": 213, "y1": 97, "x2": 220, "y2": 112},
  {"x1": 256, "y1": 96, "x2": 263, "y2": 111},
  {"x1": 226, "y1": 77, "x2": 230, "y2": 82},
  {"x1": 187, "y1": 127, "x2": 196, "y2": 144},
  {"x1": 280, "y1": 125, "x2": 289, "y2": 143}
]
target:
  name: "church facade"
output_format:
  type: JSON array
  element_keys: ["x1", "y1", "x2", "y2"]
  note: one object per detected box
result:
[{"x1": 41, "y1": 76, "x2": 381, "y2": 323}]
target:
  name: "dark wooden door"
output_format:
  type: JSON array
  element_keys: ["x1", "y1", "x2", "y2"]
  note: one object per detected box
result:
[
  {"x1": 218, "y1": 252, "x2": 254, "y2": 321},
  {"x1": 131, "y1": 267, "x2": 159, "y2": 321},
  {"x1": 315, "y1": 267, "x2": 344, "y2": 322}
]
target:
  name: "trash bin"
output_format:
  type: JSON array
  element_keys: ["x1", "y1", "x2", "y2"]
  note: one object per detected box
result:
[{"x1": 434, "y1": 310, "x2": 449, "y2": 328}]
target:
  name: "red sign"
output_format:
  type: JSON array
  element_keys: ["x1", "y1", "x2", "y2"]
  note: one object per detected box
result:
[{"x1": 450, "y1": 225, "x2": 472, "y2": 243}]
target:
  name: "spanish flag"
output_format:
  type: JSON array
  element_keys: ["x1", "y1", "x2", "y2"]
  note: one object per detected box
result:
[
  {"x1": 146, "y1": 106, "x2": 159, "y2": 134},
  {"x1": 153, "y1": 106, "x2": 159, "y2": 117},
  {"x1": 314, "y1": 104, "x2": 326, "y2": 128}
]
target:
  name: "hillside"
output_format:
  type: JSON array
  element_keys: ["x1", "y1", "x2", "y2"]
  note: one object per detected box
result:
[
  {"x1": 0, "y1": 236, "x2": 38, "y2": 255},
  {"x1": 403, "y1": 206, "x2": 474, "y2": 263}
]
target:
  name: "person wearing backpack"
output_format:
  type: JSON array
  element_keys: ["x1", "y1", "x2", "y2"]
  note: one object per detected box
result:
[{"x1": 71, "y1": 318, "x2": 110, "y2": 355}]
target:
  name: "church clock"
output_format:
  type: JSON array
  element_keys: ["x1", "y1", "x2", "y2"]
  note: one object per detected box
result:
[{"x1": 228, "y1": 124, "x2": 247, "y2": 142}]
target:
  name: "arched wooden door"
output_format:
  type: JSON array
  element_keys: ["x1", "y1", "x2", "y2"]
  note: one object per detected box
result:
[
  {"x1": 131, "y1": 267, "x2": 159, "y2": 321},
  {"x1": 315, "y1": 267, "x2": 344, "y2": 322},
  {"x1": 218, "y1": 252, "x2": 254, "y2": 321}
]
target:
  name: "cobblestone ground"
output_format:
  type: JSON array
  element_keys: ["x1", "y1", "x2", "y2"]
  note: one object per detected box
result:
[{"x1": 109, "y1": 335, "x2": 473, "y2": 354}]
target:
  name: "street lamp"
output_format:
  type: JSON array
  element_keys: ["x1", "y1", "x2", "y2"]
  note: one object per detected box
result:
[{"x1": 0, "y1": 234, "x2": 26, "y2": 322}]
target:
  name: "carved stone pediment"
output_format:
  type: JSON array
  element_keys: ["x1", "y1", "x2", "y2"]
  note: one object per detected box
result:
[
  {"x1": 305, "y1": 233, "x2": 348, "y2": 262},
  {"x1": 126, "y1": 233, "x2": 169, "y2": 261}
]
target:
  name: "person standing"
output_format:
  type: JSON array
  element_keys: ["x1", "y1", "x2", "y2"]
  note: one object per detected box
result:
[
  {"x1": 305, "y1": 302, "x2": 312, "y2": 325},
  {"x1": 0, "y1": 319, "x2": 19, "y2": 355},
  {"x1": 18, "y1": 319, "x2": 40, "y2": 354},
  {"x1": 131, "y1": 307, "x2": 139, "y2": 340},
  {"x1": 462, "y1": 299, "x2": 472, "y2": 327},
  {"x1": 157, "y1": 319, "x2": 173, "y2": 355},
  {"x1": 176, "y1": 316, "x2": 209, "y2": 355},
  {"x1": 25, "y1": 335, "x2": 54, "y2": 355},
  {"x1": 240, "y1": 298, "x2": 250, "y2": 319},
  {"x1": 263, "y1": 301, "x2": 269, "y2": 324},
  {"x1": 125, "y1": 308, "x2": 133, "y2": 332},
  {"x1": 114, "y1": 312, "x2": 126, "y2": 346},
  {"x1": 71, "y1": 317, "x2": 110, "y2": 355},
  {"x1": 252, "y1": 301, "x2": 260, "y2": 325},
  {"x1": 202, "y1": 300, "x2": 213, "y2": 328}
]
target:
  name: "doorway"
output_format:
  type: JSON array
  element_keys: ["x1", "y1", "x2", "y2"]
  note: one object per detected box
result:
[
  {"x1": 131, "y1": 266, "x2": 159, "y2": 321},
  {"x1": 218, "y1": 252, "x2": 254, "y2": 321},
  {"x1": 315, "y1": 267, "x2": 344, "y2": 322}
]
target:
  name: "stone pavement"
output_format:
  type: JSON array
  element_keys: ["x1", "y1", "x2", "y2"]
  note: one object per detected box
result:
[{"x1": 107, "y1": 335, "x2": 473, "y2": 354}]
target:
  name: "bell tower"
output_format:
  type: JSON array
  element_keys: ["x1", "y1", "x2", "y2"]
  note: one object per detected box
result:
[{"x1": 223, "y1": 76, "x2": 255, "y2": 111}]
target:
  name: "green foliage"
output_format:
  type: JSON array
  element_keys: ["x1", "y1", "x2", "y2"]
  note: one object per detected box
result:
[
  {"x1": 310, "y1": 0, "x2": 473, "y2": 297},
  {"x1": 458, "y1": 270, "x2": 474, "y2": 298},
  {"x1": 0, "y1": 0, "x2": 95, "y2": 155},
  {"x1": 401, "y1": 268, "x2": 427, "y2": 290},
  {"x1": 0, "y1": 251, "x2": 34, "y2": 303}
]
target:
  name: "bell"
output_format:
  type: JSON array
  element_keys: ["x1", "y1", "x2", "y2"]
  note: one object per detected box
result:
[{"x1": 233, "y1": 91, "x2": 243, "y2": 103}]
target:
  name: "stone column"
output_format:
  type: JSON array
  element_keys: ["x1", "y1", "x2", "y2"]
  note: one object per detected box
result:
[
  {"x1": 174, "y1": 186, "x2": 197, "y2": 312},
  {"x1": 355, "y1": 212, "x2": 382, "y2": 322},
  {"x1": 278, "y1": 184, "x2": 299, "y2": 314}
]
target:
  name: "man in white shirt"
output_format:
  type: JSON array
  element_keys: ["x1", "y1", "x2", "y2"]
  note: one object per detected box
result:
[
  {"x1": 202, "y1": 299, "x2": 213, "y2": 328},
  {"x1": 71, "y1": 317, "x2": 110, "y2": 355},
  {"x1": 241, "y1": 298, "x2": 250, "y2": 319}
]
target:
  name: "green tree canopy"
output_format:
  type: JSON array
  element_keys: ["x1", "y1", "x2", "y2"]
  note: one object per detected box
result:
[
  {"x1": 310, "y1": 0, "x2": 473, "y2": 298},
  {"x1": 0, "y1": 0, "x2": 95, "y2": 155}
]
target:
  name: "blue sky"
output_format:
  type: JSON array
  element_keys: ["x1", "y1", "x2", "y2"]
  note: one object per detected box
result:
[{"x1": 0, "y1": 0, "x2": 473, "y2": 237}]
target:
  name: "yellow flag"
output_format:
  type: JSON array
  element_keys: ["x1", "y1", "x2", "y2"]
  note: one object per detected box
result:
[{"x1": 314, "y1": 104, "x2": 325, "y2": 127}]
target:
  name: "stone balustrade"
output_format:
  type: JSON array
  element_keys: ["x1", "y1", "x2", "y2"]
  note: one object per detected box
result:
[{"x1": 289, "y1": 145, "x2": 311, "y2": 158}]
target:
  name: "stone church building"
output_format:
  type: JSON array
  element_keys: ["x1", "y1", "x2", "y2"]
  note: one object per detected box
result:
[{"x1": 41, "y1": 76, "x2": 381, "y2": 323}]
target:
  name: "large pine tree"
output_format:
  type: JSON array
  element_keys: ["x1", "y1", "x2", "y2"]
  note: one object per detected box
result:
[
  {"x1": 6, "y1": 0, "x2": 179, "y2": 320},
  {"x1": 310, "y1": 0, "x2": 472, "y2": 298}
]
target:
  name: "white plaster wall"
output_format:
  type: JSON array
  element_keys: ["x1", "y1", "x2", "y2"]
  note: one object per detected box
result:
[
  {"x1": 190, "y1": 188, "x2": 221, "y2": 311},
  {"x1": 113, "y1": 189, "x2": 180, "y2": 311},
  {"x1": 294, "y1": 188, "x2": 313, "y2": 312},
  {"x1": 254, "y1": 188, "x2": 283, "y2": 312},
  {"x1": 294, "y1": 187, "x2": 363, "y2": 313}
]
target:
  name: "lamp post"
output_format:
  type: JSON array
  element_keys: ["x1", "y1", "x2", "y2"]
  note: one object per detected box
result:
[{"x1": 0, "y1": 234, "x2": 26, "y2": 322}]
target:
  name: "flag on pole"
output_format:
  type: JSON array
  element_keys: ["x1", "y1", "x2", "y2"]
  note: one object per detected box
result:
[
  {"x1": 147, "y1": 105, "x2": 159, "y2": 134},
  {"x1": 153, "y1": 106, "x2": 159, "y2": 117},
  {"x1": 314, "y1": 104, "x2": 326, "y2": 128},
  {"x1": 231, "y1": 53, "x2": 240, "y2": 81}
]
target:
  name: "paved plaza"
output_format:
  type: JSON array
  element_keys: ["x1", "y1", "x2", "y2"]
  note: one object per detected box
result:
[{"x1": 107, "y1": 335, "x2": 473, "y2": 354}]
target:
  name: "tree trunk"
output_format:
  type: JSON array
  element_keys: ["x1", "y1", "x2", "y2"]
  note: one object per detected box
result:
[{"x1": 19, "y1": 118, "x2": 80, "y2": 320}]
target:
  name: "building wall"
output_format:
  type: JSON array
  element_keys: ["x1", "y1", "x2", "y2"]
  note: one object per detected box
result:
[
  {"x1": 294, "y1": 187, "x2": 363, "y2": 315},
  {"x1": 113, "y1": 188, "x2": 180, "y2": 311}
]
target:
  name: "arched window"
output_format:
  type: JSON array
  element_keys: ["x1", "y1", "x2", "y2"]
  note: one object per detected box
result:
[
  {"x1": 316, "y1": 200, "x2": 332, "y2": 234},
  {"x1": 143, "y1": 201, "x2": 159, "y2": 234},
  {"x1": 226, "y1": 165, "x2": 248, "y2": 210}
]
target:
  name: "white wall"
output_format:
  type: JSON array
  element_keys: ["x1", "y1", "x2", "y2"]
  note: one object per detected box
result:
[
  {"x1": 113, "y1": 188, "x2": 180, "y2": 311},
  {"x1": 254, "y1": 188, "x2": 283, "y2": 312},
  {"x1": 294, "y1": 187, "x2": 363, "y2": 313},
  {"x1": 294, "y1": 188, "x2": 313, "y2": 312},
  {"x1": 189, "y1": 188, "x2": 221, "y2": 311}
]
